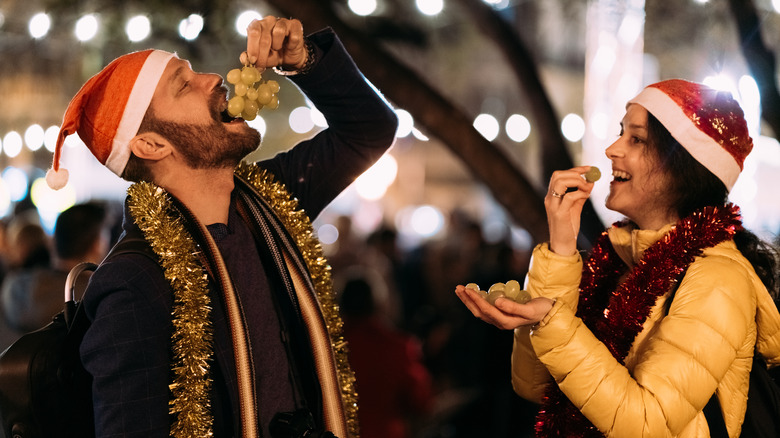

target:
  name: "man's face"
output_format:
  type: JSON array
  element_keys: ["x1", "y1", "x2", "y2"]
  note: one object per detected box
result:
[{"x1": 146, "y1": 57, "x2": 261, "y2": 168}]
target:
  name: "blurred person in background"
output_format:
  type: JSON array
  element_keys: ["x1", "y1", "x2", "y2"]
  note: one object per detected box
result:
[
  {"x1": 339, "y1": 269, "x2": 433, "y2": 438},
  {"x1": 3, "y1": 212, "x2": 51, "y2": 273},
  {"x1": 0, "y1": 202, "x2": 110, "y2": 347}
]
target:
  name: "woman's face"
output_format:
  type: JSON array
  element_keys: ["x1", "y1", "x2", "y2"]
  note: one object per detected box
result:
[{"x1": 604, "y1": 104, "x2": 678, "y2": 230}]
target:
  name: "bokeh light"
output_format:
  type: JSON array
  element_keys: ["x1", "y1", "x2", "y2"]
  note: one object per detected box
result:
[
  {"x1": 236, "y1": 11, "x2": 262, "y2": 37},
  {"x1": 3, "y1": 131, "x2": 22, "y2": 158},
  {"x1": 506, "y1": 114, "x2": 531, "y2": 142},
  {"x1": 179, "y1": 14, "x2": 204, "y2": 41},
  {"x1": 396, "y1": 204, "x2": 445, "y2": 241},
  {"x1": 29, "y1": 12, "x2": 51, "y2": 39},
  {"x1": 416, "y1": 0, "x2": 444, "y2": 16},
  {"x1": 348, "y1": 0, "x2": 378, "y2": 16},
  {"x1": 25, "y1": 124, "x2": 45, "y2": 151},
  {"x1": 2, "y1": 167, "x2": 29, "y2": 202},
  {"x1": 246, "y1": 116, "x2": 267, "y2": 137},
  {"x1": 355, "y1": 154, "x2": 398, "y2": 200},
  {"x1": 317, "y1": 223, "x2": 339, "y2": 245},
  {"x1": 310, "y1": 106, "x2": 327, "y2": 128},
  {"x1": 289, "y1": 106, "x2": 314, "y2": 134},
  {"x1": 561, "y1": 113, "x2": 585, "y2": 142},
  {"x1": 30, "y1": 177, "x2": 77, "y2": 221},
  {"x1": 44, "y1": 126, "x2": 59, "y2": 152},
  {"x1": 126, "y1": 15, "x2": 151, "y2": 42},
  {"x1": 75, "y1": 14, "x2": 99, "y2": 42},
  {"x1": 0, "y1": 179, "x2": 10, "y2": 218},
  {"x1": 474, "y1": 113, "x2": 500, "y2": 141},
  {"x1": 395, "y1": 109, "x2": 414, "y2": 138}
]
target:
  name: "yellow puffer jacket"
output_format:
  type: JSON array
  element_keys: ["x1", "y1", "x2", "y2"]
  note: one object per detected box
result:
[{"x1": 511, "y1": 224, "x2": 780, "y2": 437}]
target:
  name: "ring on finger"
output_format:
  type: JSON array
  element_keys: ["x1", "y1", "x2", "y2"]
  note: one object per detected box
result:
[{"x1": 551, "y1": 189, "x2": 564, "y2": 198}]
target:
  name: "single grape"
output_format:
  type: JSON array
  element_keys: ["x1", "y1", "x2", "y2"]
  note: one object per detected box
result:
[
  {"x1": 504, "y1": 280, "x2": 521, "y2": 300},
  {"x1": 241, "y1": 108, "x2": 257, "y2": 121},
  {"x1": 241, "y1": 66, "x2": 260, "y2": 85},
  {"x1": 227, "y1": 96, "x2": 245, "y2": 117},
  {"x1": 487, "y1": 289, "x2": 506, "y2": 306},
  {"x1": 512, "y1": 290, "x2": 532, "y2": 304},
  {"x1": 267, "y1": 80, "x2": 281, "y2": 93},
  {"x1": 244, "y1": 99, "x2": 259, "y2": 116},
  {"x1": 488, "y1": 283, "x2": 505, "y2": 292},
  {"x1": 465, "y1": 283, "x2": 480, "y2": 291},
  {"x1": 235, "y1": 82, "x2": 249, "y2": 97},
  {"x1": 266, "y1": 94, "x2": 280, "y2": 110},
  {"x1": 585, "y1": 166, "x2": 601, "y2": 183},
  {"x1": 226, "y1": 68, "x2": 242, "y2": 85},
  {"x1": 485, "y1": 282, "x2": 505, "y2": 305},
  {"x1": 256, "y1": 84, "x2": 273, "y2": 105},
  {"x1": 246, "y1": 87, "x2": 259, "y2": 101}
]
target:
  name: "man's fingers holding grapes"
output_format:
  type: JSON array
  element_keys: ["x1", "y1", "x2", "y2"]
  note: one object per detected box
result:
[{"x1": 245, "y1": 16, "x2": 307, "y2": 71}]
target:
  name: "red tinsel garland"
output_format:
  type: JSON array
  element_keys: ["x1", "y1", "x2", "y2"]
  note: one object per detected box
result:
[{"x1": 534, "y1": 204, "x2": 743, "y2": 437}]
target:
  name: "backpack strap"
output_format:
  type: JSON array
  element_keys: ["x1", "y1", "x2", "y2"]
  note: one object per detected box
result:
[{"x1": 665, "y1": 270, "x2": 728, "y2": 437}]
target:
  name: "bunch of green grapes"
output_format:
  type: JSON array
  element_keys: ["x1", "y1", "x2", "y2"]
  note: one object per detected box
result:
[{"x1": 225, "y1": 64, "x2": 280, "y2": 121}]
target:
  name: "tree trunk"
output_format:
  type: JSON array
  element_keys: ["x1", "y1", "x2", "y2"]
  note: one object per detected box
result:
[
  {"x1": 458, "y1": 0, "x2": 604, "y2": 247},
  {"x1": 728, "y1": 0, "x2": 780, "y2": 138}
]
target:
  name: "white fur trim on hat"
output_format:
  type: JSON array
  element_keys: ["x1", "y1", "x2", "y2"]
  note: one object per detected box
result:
[
  {"x1": 629, "y1": 87, "x2": 742, "y2": 191},
  {"x1": 45, "y1": 167, "x2": 69, "y2": 190},
  {"x1": 105, "y1": 50, "x2": 176, "y2": 176}
]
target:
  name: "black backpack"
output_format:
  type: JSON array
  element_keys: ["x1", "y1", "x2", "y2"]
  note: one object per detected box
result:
[
  {"x1": 704, "y1": 346, "x2": 780, "y2": 438},
  {"x1": 0, "y1": 238, "x2": 154, "y2": 438},
  {"x1": 665, "y1": 271, "x2": 780, "y2": 437}
]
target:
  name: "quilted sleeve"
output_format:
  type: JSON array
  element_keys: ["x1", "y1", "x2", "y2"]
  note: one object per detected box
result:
[
  {"x1": 529, "y1": 254, "x2": 756, "y2": 437},
  {"x1": 511, "y1": 242, "x2": 582, "y2": 402}
]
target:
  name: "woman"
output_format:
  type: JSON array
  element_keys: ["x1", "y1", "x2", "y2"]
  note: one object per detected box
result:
[{"x1": 455, "y1": 79, "x2": 780, "y2": 437}]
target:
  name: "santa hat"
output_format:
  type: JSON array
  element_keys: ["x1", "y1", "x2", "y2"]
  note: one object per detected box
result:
[
  {"x1": 47, "y1": 49, "x2": 176, "y2": 190},
  {"x1": 628, "y1": 79, "x2": 753, "y2": 192}
]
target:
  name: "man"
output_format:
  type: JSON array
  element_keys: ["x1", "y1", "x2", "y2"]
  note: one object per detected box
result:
[{"x1": 49, "y1": 16, "x2": 398, "y2": 438}]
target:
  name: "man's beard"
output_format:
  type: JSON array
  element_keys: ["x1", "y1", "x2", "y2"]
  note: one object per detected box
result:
[
  {"x1": 146, "y1": 89, "x2": 261, "y2": 169},
  {"x1": 169, "y1": 119, "x2": 260, "y2": 169}
]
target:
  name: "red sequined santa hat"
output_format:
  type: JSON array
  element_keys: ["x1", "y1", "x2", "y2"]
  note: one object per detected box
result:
[
  {"x1": 46, "y1": 49, "x2": 177, "y2": 190},
  {"x1": 628, "y1": 79, "x2": 753, "y2": 192}
]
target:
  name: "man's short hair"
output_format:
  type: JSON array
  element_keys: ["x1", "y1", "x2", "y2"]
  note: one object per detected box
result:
[{"x1": 54, "y1": 202, "x2": 108, "y2": 260}]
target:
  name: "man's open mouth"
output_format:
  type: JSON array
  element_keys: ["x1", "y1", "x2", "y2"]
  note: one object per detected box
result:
[{"x1": 220, "y1": 109, "x2": 241, "y2": 123}]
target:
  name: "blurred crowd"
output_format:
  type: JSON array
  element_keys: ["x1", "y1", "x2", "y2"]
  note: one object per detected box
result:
[
  {"x1": 0, "y1": 201, "x2": 121, "y2": 349},
  {"x1": 327, "y1": 211, "x2": 538, "y2": 438},
  {"x1": 0, "y1": 203, "x2": 539, "y2": 438}
]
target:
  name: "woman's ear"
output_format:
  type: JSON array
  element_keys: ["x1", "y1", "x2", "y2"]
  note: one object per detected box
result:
[{"x1": 129, "y1": 132, "x2": 172, "y2": 161}]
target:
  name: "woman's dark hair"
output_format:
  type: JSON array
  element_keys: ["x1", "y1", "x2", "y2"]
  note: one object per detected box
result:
[{"x1": 646, "y1": 113, "x2": 779, "y2": 298}]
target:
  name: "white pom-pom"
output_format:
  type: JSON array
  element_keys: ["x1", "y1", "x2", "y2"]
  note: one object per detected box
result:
[{"x1": 46, "y1": 167, "x2": 69, "y2": 190}]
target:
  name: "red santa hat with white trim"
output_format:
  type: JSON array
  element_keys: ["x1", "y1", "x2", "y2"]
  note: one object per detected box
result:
[
  {"x1": 47, "y1": 49, "x2": 176, "y2": 190},
  {"x1": 628, "y1": 79, "x2": 753, "y2": 192}
]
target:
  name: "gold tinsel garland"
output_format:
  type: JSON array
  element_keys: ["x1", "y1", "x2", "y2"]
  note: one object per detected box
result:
[
  {"x1": 126, "y1": 165, "x2": 359, "y2": 438},
  {"x1": 127, "y1": 183, "x2": 215, "y2": 438},
  {"x1": 235, "y1": 162, "x2": 359, "y2": 438}
]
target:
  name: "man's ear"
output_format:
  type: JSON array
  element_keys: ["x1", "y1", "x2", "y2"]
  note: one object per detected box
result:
[{"x1": 129, "y1": 132, "x2": 173, "y2": 161}]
